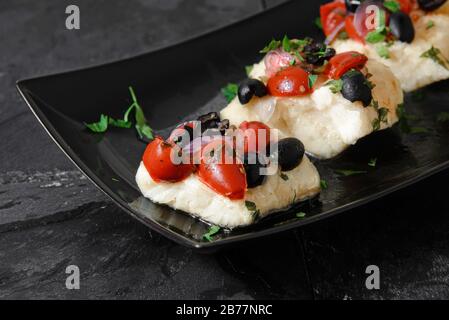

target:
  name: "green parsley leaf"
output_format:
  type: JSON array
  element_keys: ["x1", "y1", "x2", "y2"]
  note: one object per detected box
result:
[
  {"x1": 245, "y1": 65, "x2": 254, "y2": 76},
  {"x1": 129, "y1": 86, "x2": 154, "y2": 140},
  {"x1": 366, "y1": 31, "x2": 386, "y2": 44},
  {"x1": 222, "y1": 83, "x2": 238, "y2": 102},
  {"x1": 338, "y1": 31, "x2": 349, "y2": 40},
  {"x1": 109, "y1": 118, "x2": 132, "y2": 128},
  {"x1": 282, "y1": 35, "x2": 291, "y2": 52},
  {"x1": 335, "y1": 169, "x2": 367, "y2": 176},
  {"x1": 85, "y1": 114, "x2": 109, "y2": 133},
  {"x1": 308, "y1": 74, "x2": 318, "y2": 89},
  {"x1": 315, "y1": 17, "x2": 323, "y2": 30},
  {"x1": 421, "y1": 46, "x2": 449, "y2": 70},
  {"x1": 426, "y1": 20, "x2": 435, "y2": 30},
  {"x1": 260, "y1": 38, "x2": 281, "y2": 53},
  {"x1": 320, "y1": 179, "x2": 328, "y2": 190},
  {"x1": 376, "y1": 43, "x2": 390, "y2": 59},
  {"x1": 437, "y1": 112, "x2": 449, "y2": 123},
  {"x1": 368, "y1": 158, "x2": 377, "y2": 167},
  {"x1": 280, "y1": 173, "x2": 289, "y2": 181},
  {"x1": 326, "y1": 79, "x2": 343, "y2": 94},
  {"x1": 203, "y1": 225, "x2": 220, "y2": 242},
  {"x1": 296, "y1": 212, "x2": 307, "y2": 218},
  {"x1": 245, "y1": 201, "x2": 260, "y2": 220},
  {"x1": 384, "y1": 0, "x2": 401, "y2": 12},
  {"x1": 409, "y1": 126, "x2": 429, "y2": 134}
]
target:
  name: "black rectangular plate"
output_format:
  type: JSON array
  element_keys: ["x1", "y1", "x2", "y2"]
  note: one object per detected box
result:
[{"x1": 17, "y1": 0, "x2": 449, "y2": 250}]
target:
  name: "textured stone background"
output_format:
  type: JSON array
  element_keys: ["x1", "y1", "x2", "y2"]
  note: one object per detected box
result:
[{"x1": 1, "y1": 0, "x2": 449, "y2": 300}]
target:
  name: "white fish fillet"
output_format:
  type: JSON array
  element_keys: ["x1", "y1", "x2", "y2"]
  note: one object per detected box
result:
[
  {"x1": 332, "y1": 5, "x2": 449, "y2": 92},
  {"x1": 221, "y1": 59, "x2": 403, "y2": 159},
  {"x1": 135, "y1": 157, "x2": 320, "y2": 228}
]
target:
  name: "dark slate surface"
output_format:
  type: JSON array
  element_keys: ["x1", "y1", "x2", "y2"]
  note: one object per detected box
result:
[{"x1": 1, "y1": 0, "x2": 449, "y2": 300}]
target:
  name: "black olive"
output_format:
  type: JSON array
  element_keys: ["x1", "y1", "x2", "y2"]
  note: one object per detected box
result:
[
  {"x1": 389, "y1": 12, "x2": 415, "y2": 43},
  {"x1": 271, "y1": 138, "x2": 305, "y2": 172},
  {"x1": 243, "y1": 153, "x2": 267, "y2": 188},
  {"x1": 341, "y1": 70, "x2": 373, "y2": 107},
  {"x1": 418, "y1": 0, "x2": 446, "y2": 11},
  {"x1": 197, "y1": 112, "x2": 220, "y2": 131},
  {"x1": 172, "y1": 125, "x2": 194, "y2": 147},
  {"x1": 304, "y1": 42, "x2": 336, "y2": 66},
  {"x1": 345, "y1": 0, "x2": 362, "y2": 13},
  {"x1": 238, "y1": 79, "x2": 267, "y2": 104}
]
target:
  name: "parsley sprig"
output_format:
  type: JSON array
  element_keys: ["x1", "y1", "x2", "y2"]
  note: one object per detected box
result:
[
  {"x1": 421, "y1": 46, "x2": 449, "y2": 70},
  {"x1": 85, "y1": 86, "x2": 153, "y2": 140},
  {"x1": 203, "y1": 225, "x2": 221, "y2": 242},
  {"x1": 222, "y1": 83, "x2": 238, "y2": 102}
]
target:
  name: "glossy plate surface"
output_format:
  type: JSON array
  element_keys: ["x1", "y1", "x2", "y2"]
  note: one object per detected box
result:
[{"x1": 17, "y1": 1, "x2": 449, "y2": 250}]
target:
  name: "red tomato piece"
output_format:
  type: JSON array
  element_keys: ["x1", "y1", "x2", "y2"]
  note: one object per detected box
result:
[
  {"x1": 325, "y1": 51, "x2": 368, "y2": 79},
  {"x1": 267, "y1": 66, "x2": 312, "y2": 97},
  {"x1": 197, "y1": 139, "x2": 247, "y2": 200},
  {"x1": 345, "y1": 15, "x2": 365, "y2": 43},
  {"x1": 320, "y1": 1, "x2": 347, "y2": 37},
  {"x1": 397, "y1": 0, "x2": 413, "y2": 14},
  {"x1": 143, "y1": 136, "x2": 195, "y2": 183},
  {"x1": 238, "y1": 121, "x2": 272, "y2": 154}
]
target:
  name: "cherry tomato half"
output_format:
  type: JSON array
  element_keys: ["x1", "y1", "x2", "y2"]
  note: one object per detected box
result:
[
  {"x1": 345, "y1": 15, "x2": 365, "y2": 43},
  {"x1": 197, "y1": 139, "x2": 247, "y2": 200},
  {"x1": 320, "y1": 1, "x2": 347, "y2": 37},
  {"x1": 143, "y1": 136, "x2": 195, "y2": 183},
  {"x1": 397, "y1": 0, "x2": 413, "y2": 14},
  {"x1": 267, "y1": 66, "x2": 312, "y2": 97},
  {"x1": 238, "y1": 121, "x2": 272, "y2": 154},
  {"x1": 325, "y1": 51, "x2": 368, "y2": 79}
]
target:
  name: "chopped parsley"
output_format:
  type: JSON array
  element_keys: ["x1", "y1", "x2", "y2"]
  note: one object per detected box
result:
[
  {"x1": 383, "y1": 0, "x2": 401, "y2": 13},
  {"x1": 280, "y1": 173, "x2": 289, "y2": 181},
  {"x1": 85, "y1": 86, "x2": 153, "y2": 140},
  {"x1": 260, "y1": 38, "x2": 282, "y2": 53},
  {"x1": 368, "y1": 158, "x2": 377, "y2": 167},
  {"x1": 437, "y1": 112, "x2": 449, "y2": 123},
  {"x1": 245, "y1": 65, "x2": 254, "y2": 76},
  {"x1": 222, "y1": 83, "x2": 238, "y2": 102},
  {"x1": 85, "y1": 114, "x2": 109, "y2": 133},
  {"x1": 409, "y1": 126, "x2": 429, "y2": 134},
  {"x1": 426, "y1": 20, "x2": 435, "y2": 30},
  {"x1": 203, "y1": 225, "x2": 220, "y2": 242},
  {"x1": 308, "y1": 74, "x2": 318, "y2": 89},
  {"x1": 315, "y1": 17, "x2": 323, "y2": 30},
  {"x1": 335, "y1": 169, "x2": 368, "y2": 176},
  {"x1": 376, "y1": 43, "x2": 390, "y2": 59},
  {"x1": 371, "y1": 100, "x2": 389, "y2": 131},
  {"x1": 326, "y1": 79, "x2": 343, "y2": 94},
  {"x1": 421, "y1": 46, "x2": 449, "y2": 70},
  {"x1": 282, "y1": 35, "x2": 292, "y2": 52},
  {"x1": 320, "y1": 179, "x2": 328, "y2": 190},
  {"x1": 245, "y1": 201, "x2": 261, "y2": 220},
  {"x1": 296, "y1": 212, "x2": 307, "y2": 219}
]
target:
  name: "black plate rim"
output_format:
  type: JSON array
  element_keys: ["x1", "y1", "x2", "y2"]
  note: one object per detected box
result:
[{"x1": 15, "y1": 0, "x2": 449, "y2": 249}]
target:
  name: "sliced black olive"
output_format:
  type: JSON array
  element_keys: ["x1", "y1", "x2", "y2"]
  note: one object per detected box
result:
[
  {"x1": 172, "y1": 125, "x2": 194, "y2": 147},
  {"x1": 304, "y1": 42, "x2": 336, "y2": 66},
  {"x1": 243, "y1": 152, "x2": 267, "y2": 188},
  {"x1": 238, "y1": 79, "x2": 267, "y2": 104},
  {"x1": 341, "y1": 70, "x2": 373, "y2": 107},
  {"x1": 389, "y1": 12, "x2": 415, "y2": 43},
  {"x1": 197, "y1": 112, "x2": 220, "y2": 131},
  {"x1": 271, "y1": 138, "x2": 305, "y2": 172},
  {"x1": 418, "y1": 0, "x2": 446, "y2": 11},
  {"x1": 345, "y1": 0, "x2": 362, "y2": 13}
]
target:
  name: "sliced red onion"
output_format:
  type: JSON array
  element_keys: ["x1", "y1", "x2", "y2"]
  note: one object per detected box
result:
[
  {"x1": 354, "y1": 0, "x2": 384, "y2": 37},
  {"x1": 264, "y1": 49, "x2": 294, "y2": 77},
  {"x1": 325, "y1": 21, "x2": 345, "y2": 45},
  {"x1": 254, "y1": 97, "x2": 277, "y2": 123}
]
